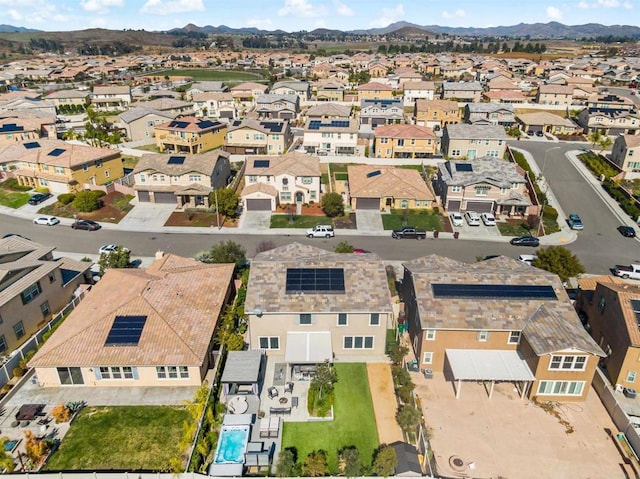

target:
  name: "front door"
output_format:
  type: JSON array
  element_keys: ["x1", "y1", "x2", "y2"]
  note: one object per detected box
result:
[{"x1": 295, "y1": 192, "x2": 303, "y2": 203}]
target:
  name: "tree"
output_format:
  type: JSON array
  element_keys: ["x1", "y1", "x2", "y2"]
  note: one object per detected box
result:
[
  {"x1": 276, "y1": 448, "x2": 298, "y2": 477},
  {"x1": 311, "y1": 359, "x2": 338, "y2": 400},
  {"x1": 388, "y1": 343, "x2": 408, "y2": 367},
  {"x1": 211, "y1": 188, "x2": 239, "y2": 217},
  {"x1": 372, "y1": 445, "x2": 397, "y2": 477},
  {"x1": 531, "y1": 245, "x2": 585, "y2": 283},
  {"x1": 334, "y1": 241, "x2": 354, "y2": 253},
  {"x1": 72, "y1": 190, "x2": 101, "y2": 212},
  {"x1": 199, "y1": 240, "x2": 246, "y2": 266},
  {"x1": 321, "y1": 192, "x2": 344, "y2": 217},
  {"x1": 396, "y1": 404, "x2": 421, "y2": 434},
  {"x1": 98, "y1": 247, "x2": 131, "y2": 275},
  {"x1": 303, "y1": 450, "x2": 327, "y2": 477},
  {"x1": 339, "y1": 446, "x2": 362, "y2": 477}
]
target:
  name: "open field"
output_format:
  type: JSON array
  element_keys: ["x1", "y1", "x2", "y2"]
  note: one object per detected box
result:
[{"x1": 160, "y1": 69, "x2": 266, "y2": 82}]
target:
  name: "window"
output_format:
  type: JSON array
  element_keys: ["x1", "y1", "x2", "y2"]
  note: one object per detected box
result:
[
  {"x1": 82, "y1": 163, "x2": 88, "y2": 172},
  {"x1": 301, "y1": 177, "x2": 313, "y2": 184},
  {"x1": 281, "y1": 192, "x2": 291, "y2": 201},
  {"x1": 48, "y1": 271, "x2": 56, "y2": 283},
  {"x1": 95, "y1": 159, "x2": 103, "y2": 168},
  {"x1": 337, "y1": 313, "x2": 348, "y2": 326},
  {"x1": 370, "y1": 313, "x2": 380, "y2": 326},
  {"x1": 423, "y1": 352, "x2": 433, "y2": 364},
  {"x1": 508, "y1": 331, "x2": 521, "y2": 344},
  {"x1": 598, "y1": 296, "x2": 606, "y2": 313},
  {"x1": 300, "y1": 314, "x2": 312, "y2": 325},
  {"x1": 487, "y1": 150, "x2": 499, "y2": 157},
  {"x1": 549, "y1": 355, "x2": 587, "y2": 371},
  {"x1": 156, "y1": 366, "x2": 189, "y2": 379},
  {"x1": 397, "y1": 139, "x2": 405, "y2": 147},
  {"x1": 55, "y1": 166, "x2": 64, "y2": 174},
  {"x1": 512, "y1": 182, "x2": 519, "y2": 189},
  {"x1": 477, "y1": 331, "x2": 489, "y2": 341},
  {"x1": 189, "y1": 175, "x2": 201, "y2": 182},
  {"x1": 13, "y1": 321, "x2": 25, "y2": 339},
  {"x1": 451, "y1": 185, "x2": 462, "y2": 193},
  {"x1": 259, "y1": 336, "x2": 280, "y2": 350},
  {"x1": 501, "y1": 187, "x2": 508, "y2": 195},
  {"x1": 248, "y1": 176, "x2": 257, "y2": 183},
  {"x1": 179, "y1": 366, "x2": 189, "y2": 378},
  {"x1": 21, "y1": 282, "x2": 41, "y2": 304},
  {"x1": 40, "y1": 301, "x2": 50, "y2": 317},
  {"x1": 537, "y1": 380, "x2": 584, "y2": 396},
  {"x1": 57, "y1": 367, "x2": 84, "y2": 385},
  {"x1": 451, "y1": 149, "x2": 461, "y2": 156},
  {"x1": 105, "y1": 170, "x2": 110, "y2": 178},
  {"x1": 475, "y1": 186, "x2": 489, "y2": 196},
  {"x1": 139, "y1": 174, "x2": 146, "y2": 183},
  {"x1": 425, "y1": 329, "x2": 436, "y2": 340},
  {"x1": 628, "y1": 371, "x2": 637, "y2": 383},
  {"x1": 39, "y1": 178, "x2": 48, "y2": 186},
  {"x1": 343, "y1": 336, "x2": 374, "y2": 349},
  {"x1": 400, "y1": 200, "x2": 408, "y2": 208},
  {"x1": 111, "y1": 367, "x2": 122, "y2": 379},
  {"x1": 0, "y1": 335, "x2": 7, "y2": 354}
]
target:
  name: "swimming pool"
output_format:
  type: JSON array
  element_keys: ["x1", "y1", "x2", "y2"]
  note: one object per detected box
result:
[{"x1": 213, "y1": 425, "x2": 250, "y2": 464}]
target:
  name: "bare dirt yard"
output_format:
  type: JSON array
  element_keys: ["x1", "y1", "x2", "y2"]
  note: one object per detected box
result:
[{"x1": 366, "y1": 363, "x2": 403, "y2": 445}]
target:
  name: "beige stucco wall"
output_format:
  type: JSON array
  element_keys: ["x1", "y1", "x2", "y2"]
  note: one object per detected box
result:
[
  {"x1": 375, "y1": 137, "x2": 440, "y2": 158},
  {"x1": 35, "y1": 365, "x2": 202, "y2": 387},
  {"x1": 445, "y1": 138, "x2": 507, "y2": 159}
]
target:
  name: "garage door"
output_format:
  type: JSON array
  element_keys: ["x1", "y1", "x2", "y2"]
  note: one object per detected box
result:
[
  {"x1": 465, "y1": 201, "x2": 493, "y2": 213},
  {"x1": 447, "y1": 200, "x2": 461, "y2": 212},
  {"x1": 154, "y1": 192, "x2": 176, "y2": 204},
  {"x1": 137, "y1": 191, "x2": 150, "y2": 202},
  {"x1": 246, "y1": 199, "x2": 272, "y2": 211},
  {"x1": 356, "y1": 198, "x2": 380, "y2": 209}
]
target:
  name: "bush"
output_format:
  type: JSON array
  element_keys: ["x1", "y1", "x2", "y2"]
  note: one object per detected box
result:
[
  {"x1": 72, "y1": 190, "x2": 102, "y2": 212},
  {"x1": 12, "y1": 367, "x2": 25, "y2": 378},
  {"x1": 51, "y1": 403, "x2": 71, "y2": 423},
  {"x1": 0, "y1": 178, "x2": 31, "y2": 191},
  {"x1": 542, "y1": 204, "x2": 558, "y2": 221},
  {"x1": 321, "y1": 192, "x2": 344, "y2": 217},
  {"x1": 35, "y1": 187, "x2": 50, "y2": 194},
  {"x1": 58, "y1": 193, "x2": 76, "y2": 205}
]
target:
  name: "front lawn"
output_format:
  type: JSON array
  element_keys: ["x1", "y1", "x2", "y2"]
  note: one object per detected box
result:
[
  {"x1": 497, "y1": 220, "x2": 532, "y2": 236},
  {"x1": 44, "y1": 406, "x2": 190, "y2": 471},
  {"x1": 282, "y1": 363, "x2": 379, "y2": 472},
  {"x1": 382, "y1": 209, "x2": 444, "y2": 231},
  {"x1": 0, "y1": 188, "x2": 30, "y2": 208},
  {"x1": 270, "y1": 214, "x2": 333, "y2": 228},
  {"x1": 39, "y1": 192, "x2": 134, "y2": 223}
]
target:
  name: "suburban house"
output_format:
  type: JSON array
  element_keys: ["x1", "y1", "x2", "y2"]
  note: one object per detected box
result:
[
  {"x1": 117, "y1": 107, "x2": 175, "y2": 142},
  {"x1": 0, "y1": 117, "x2": 56, "y2": 145},
  {"x1": 441, "y1": 124, "x2": 509, "y2": 159},
  {"x1": 315, "y1": 81, "x2": 346, "y2": 102},
  {"x1": 359, "y1": 98, "x2": 404, "y2": 129},
  {"x1": 29, "y1": 253, "x2": 235, "y2": 387},
  {"x1": 137, "y1": 98, "x2": 194, "y2": 117},
  {"x1": 357, "y1": 82, "x2": 395, "y2": 101},
  {"x1": 90, "y1": 85, "x2": 132, "y2": 112},
  {"x1": 611, "y1": 134, "x2": 640, "y2": 178},
  {"x1": 191, "y1": 92, "x2": 237, "y2": 119},
  {"x1": 305, "y1": 103, "x2": 351, "y2": 121},
  {"x1": 482, "y1": 90, "x2": 528, "y2": 104},
  {"x1": 347, "y1": 164, "x2": 435, "y2": 210},
  {"x1": 132, "y1": 150, "x2": 230, "y2": 207},
  {"x1": 414, "y1": 99, "x2": 461, "y2": 130},
  {"x1": 0, "y1": 139, "x2": 124, "y2": 194},
  {"x1": 535, "y1": 85, "x2": 573, "y2": 106},
  {"x1": 270, "y1": 80, "x2": 311, "y2": 102},
  {"x1": 244, "y1": 243, "x2": 394, "y2": 371},
  {"x1": 574, "y1": 276, "x2": 640, "y2": 391},
  {"x1": 401, "y1": 254, "x2": 605, "y2": 401},
  {"x1": 230, "y1": 81, "x2": 269, "y2": 111},
  {"x1": 434, "y1": 156, "x2": 535, "y2": 216},
  {"x1": 302, "y1": 118, "x2": 359, "y2": 156},
  {"x1": 402, "y1": 81, "x2": 436, "y2": 106},
  {"x1": 373, "y1": 124, "x2": 440, "y2": 158},
  {"x1": 0, "y1": 236, "x2": 92, "y2": 355},
  {"x1": 45, "y1": 89, "x2": 89, "y2": 110},
  {"x1": 241, "y1": 152, "x2": 321, "y2": 211},
  {"x1": 254, "y1": 94, "x2": 300, "y2": 120},
  {"x1": 225, "y1": 119, "x2": 292, "y2": 155},
  {"x1": 154, "y1": 116, "x2": 227, "y2": 154},
  {"x1": 441, "y1": 82, "x2": 483, "y2": 103},
  {"x1": 516, "y1": 112, "x2": 582, "y2": 136},
  {"x1": 578, "y1": 94, "x2": 639, "y2": 136},
  {"x1": 464, "y1": 103, "x2": 515, "y2": 126},
  {"x1": 186, "y1": 81, "x2": 228, "y2": 100}
]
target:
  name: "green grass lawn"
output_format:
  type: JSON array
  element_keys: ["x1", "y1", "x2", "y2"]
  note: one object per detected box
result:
[
  {"x1": 270, "y1": 214, "x2": 333, "y2": 228},
  {"x1": 160, "y1": 69, "x2": 265, "y2": 82},
  {"x1": 44, "y1": 406, "x2": 190, "y2": 471},
  {"x1": 497, "y1": 221, "x2": 532, "y2": 236},
  {"x1": 282, "y1": 363, "x2": 379, "y2": 472},
  {"x1": 134, "y1": 144, "x2": 160, "y2": 153},
  {"x1": 0, "y1": 188, "x2": 30, "y2": 208},
  {"x1": 382, "y1": 210, "x2": 444, "y2": 231},
  {"x1": 334, "y1": 173, "x2": 348, "y2": 181}
]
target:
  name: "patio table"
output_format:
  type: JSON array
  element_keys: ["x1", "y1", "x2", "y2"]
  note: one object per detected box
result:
[{"x1": 15, "y1": 404, "x2": 45, "y2": 422}]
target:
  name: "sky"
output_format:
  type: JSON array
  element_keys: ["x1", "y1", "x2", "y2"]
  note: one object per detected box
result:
[{"x1": 1, "y1": 0, "x2": 639, "y2": 32}]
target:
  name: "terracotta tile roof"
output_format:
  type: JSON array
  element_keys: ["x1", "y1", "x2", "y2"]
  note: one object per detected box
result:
[
  {"x1": 0, "y1": 139, "x2": 119, "y2": 168},
  {"x1": 154, "y1": 116, "x2": 227, "y2": 133},
  {"x1": 577, "y1": 275, "x2": 626, "y2": 291},
  {"x1": 538, "y1": 85, "x2": 573, "y2": 95},
  {"x1": 240, "y1": 182, "x2": 278, "y2": 197},
  {"x1": 348, "y1": 165, "x2": 434, "y2": 201},
  {"x1": 244, "y1": 152, "x2": 320, "y2": 177},
  {"x1": 374, "y1": 124, "x2": 437, "y2": 139},
  {"x1": 415, "y1": 99, "x2": 459, "y2": 111},
  {"x1": 357, "y1": 82, "x2": 394, "y2": 91},
  {"x1": 133, "y1": 150, "x2": 229, "y2": 176},
  {"x1": 29, "y1": 255, "x2": 234, "y2": 368},
  {"x1": 595, "y1": 282, "x2": 640, "y2": 347}
]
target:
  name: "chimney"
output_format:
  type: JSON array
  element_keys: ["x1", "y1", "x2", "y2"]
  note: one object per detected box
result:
[{"x1": 155, "y1": 250, "x2": 165, "y2": 260}]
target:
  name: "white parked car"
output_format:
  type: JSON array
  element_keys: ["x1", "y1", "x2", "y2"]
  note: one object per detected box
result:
[
  {"x1": 98, "y1": 244, "x2": 130, "y2": 255},
  {"x1": 464, "y1": 211, "x2": 481, "y2": 226},
  {"x1": 481, "y1": 212, "x2": 497, "y2": 226},
  {"x1": 449, "y1": 212, "x2": 464, "y2": 227},
  {"x1": 518, "y1": 254, "x2": 538, "y2": 266},
  {"x1": 33, "y1": 216, "x2": 60, "y2": 226},
  {"x1": 306, "y1": 225, "x2": 334, "y2": 238}
]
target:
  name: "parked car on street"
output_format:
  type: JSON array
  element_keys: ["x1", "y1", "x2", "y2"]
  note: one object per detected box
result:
[
  {"x1": 618, "y1": 225, "x2": 637, "y2": 238},
  {"x1": 71, "y1": 220, "x2": 101, "y2": 231},
  {"x1": 510, "y1": 235, "x2": 540, "y2": 247},
  {"x1": 449, "y1": 212, "x2": 463, "y2": 227},
  {"x1": 33, "y1": 216, "x2": 60, "y2": 226},
  {"x1": 481, "y1": 212, "x2": 496, "y2": 226},
  {"x1": 613, "y1": 263, "x2": 640, "y2": 280},
  {"x1": 568, "y1": 213, "x2": 584, "y2": 230},
  {"x1": 28, "y1": 193, "x2": 52, "y2": 205},
  {"x1": 391, "y1": 226, "x2": 427, "y2": 240},
  {"x1": 306, "y1": 225, "x2": 334, "y2": 238},
  {"x1": 99, "y1": 244, "x2": 130, "y2": 255}
]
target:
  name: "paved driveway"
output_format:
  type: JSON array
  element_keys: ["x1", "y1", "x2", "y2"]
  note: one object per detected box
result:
[
  {"x1": 356, "y1": 210, "x2": 384, "y2": 233},
  {"x1": 117, "y1": 202, "x2": 176, "y2": 231},
  {"x1": 240, "y1": 211, "x2": 272, "y2": 230}
]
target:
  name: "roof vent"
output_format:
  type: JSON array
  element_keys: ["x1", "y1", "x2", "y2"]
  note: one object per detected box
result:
[{"x1": 155, "y1": 250, "x2": 165, "y2": 259}]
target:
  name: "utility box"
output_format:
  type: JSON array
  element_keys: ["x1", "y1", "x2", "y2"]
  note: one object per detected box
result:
[{"x1": 423, "y1": 368, "x2": 433, "y2": 379}]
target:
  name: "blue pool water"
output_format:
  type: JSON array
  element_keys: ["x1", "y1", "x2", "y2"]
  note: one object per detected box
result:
[
  {"x1": 214, "y1": 425, "x2": 250, "y2": 464},
  {"x1": 4, "y1": 440, "x2": 18, "y2": 452}
]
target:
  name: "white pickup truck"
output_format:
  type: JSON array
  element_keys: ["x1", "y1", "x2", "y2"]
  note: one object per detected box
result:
[{"x1": 613, "y1": 263, "x2": 640, "y2": 280}]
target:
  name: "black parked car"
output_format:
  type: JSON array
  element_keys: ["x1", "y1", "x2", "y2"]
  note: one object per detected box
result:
[
  {"x1": 28, "y1": 193, "x2": 52, "y2": 205},
  {"x1": 71, "y1": 220, "x2": 101, "y2": 231},
  {"x1": 618, "y1": 225, "x2": 637, "y2": 238},
  {"x1": 510, "y1": 235, "x2": 540, "y2": 247}
]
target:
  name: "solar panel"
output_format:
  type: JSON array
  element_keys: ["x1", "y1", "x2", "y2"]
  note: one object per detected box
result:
[
  {"x1": 309, "y1": 120, "x2": 321, "y2": 130},
  {"x1": 631, "y1": 299, "x2": 640, "y2": 330},
  {"x1": 198, "y1": 120, "x2": 217, "y2": 129},
  {"x1": 431, "y1": 283, "x2": 557, "y2": 300},
  {"x1": 48, "y1": 148, "x2": 66, "y2": 157},
  {"x1": 0, "y1": 123, "x2": 23, "y2": 132},
  {"x1": 367, "y1": 170, "x2": 381, "y2": 178},
  {"x1": 23, "y1": 141, "x2": 41, "y2": 149},
  {"x1": 169, "y1": 121, "x2": 189, "y2": 129},
  {"x1": 253, "y1": 159, "x2": 270, "y2": 168},
  {"x1": 167, "y1": 155, "x2": 186, "y2": 165},
  {"x1": 105, "y1": 315, "x2": 147, "y2": 346},
  {"x1": 455, "y1": 162, "x2": 473, "y2": 172},
  {"x1": 285, "y1": 268, "x2": 345, "y2": 294}
]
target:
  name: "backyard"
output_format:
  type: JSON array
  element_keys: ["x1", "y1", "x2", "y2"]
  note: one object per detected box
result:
[
  {"x1": 382, "y1": 209, "x2": 444, "y2": 231},
  {"x1": 281, "y1": 363, "x2": 379, "y2": 472},
  {"x1": 44, "y1": 406, "x2": 190, "y2": 471}
]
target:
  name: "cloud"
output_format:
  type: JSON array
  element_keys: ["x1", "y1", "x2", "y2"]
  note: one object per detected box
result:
[
  {"x1": 140, "y1": 0, "x2": 205, "y2": 15},
  {"x1": 333, "y1": 0, "x2": 354, "y2": 16},
  {"x1": 442, "y1": 9, "x2": 466, "y2": 19},
  {"x1": 246, "y1": 17, "x2": 274, "y2": 29},
  {"x1": 7, "y1": 8, "x2": 22, "y2": 20},
  {"x1": 546, "y1": 6, "x2": 563, "y2": 19},
  {"x1": 596, "y1": 0, "x2": 620, "y2": 6},
  {"x1": 277, "y1": 0, "x2": 324, "y2": 17},
  {"x1": 81, "y1": 0, "x2": 124, "y2": 13},
  {"x1": 578, "y1": 0, "x2": 590, "y2": 7},
  {"x1": 577, "y1": 0, "x2": 631, "y2": 7},
  {"x1": 623, "y1": 1, "x2": 633, "y2": 8},
  {"x1": 369, "y1": 4, "x2": 405, "y2": 27}
]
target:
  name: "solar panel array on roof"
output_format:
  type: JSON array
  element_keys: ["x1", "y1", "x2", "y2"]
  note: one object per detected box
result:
[
  {"x1": 0, "y1": 123, "x2": 24, "y2": 133},
  {"x1": 169, "y1": 121, "x2": 189, "y2": 129},
  {"x1": 366, "y1": 170, "x2": 381, "y2": 178},
  {"x1": 308, "y1": 120, "x2": 350, "y2": 130},
  {"x1": 431, "y1": 283, "x2": 558, "y2": 300},
  {"x1": 253, "y1": 159, "x2": 270, "y2": 168},
  {"x1": 286, "y1": 268, "x2": 345, "y2": 294},
  {"x1": 48, "y1": 148, "x2": 66, "y2": 157},
  {"x1": 198, "y1": 120, "x2": 217, "y2": 129},
  {"x1": 105, "y1": 315, "x2": 147, "y2": 346},
  {"x1": 631, "y1": 299, "x2": 640, "y2": 330},
  {"x1": 262, "y1": 122, "x2": 284, "y2": 133},
  {"x1": 167, "y1": 155, "x2": 186, "y2": 165},
  {"x1": 455, "y1": 163, "x2": 473, "y2": 172},
  {"x1": 23, "y1": 141, "x2": 41, "y2": 149}
]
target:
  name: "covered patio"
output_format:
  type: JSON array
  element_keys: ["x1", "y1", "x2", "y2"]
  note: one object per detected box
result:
[
  {"x1": 285, "y1": 331, "x2": 333, "y2": 381},
  {"x1": 445, "y1": 349, "x2": 535, "y2": 399},
  {"x1": 221, "y1": 350, "x2": 264, "y2": 401}
]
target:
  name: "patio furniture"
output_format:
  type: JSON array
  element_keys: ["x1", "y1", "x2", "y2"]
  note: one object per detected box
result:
[
  {"x1": 269, "y1": 407, "x2": 291, "y2": 416},
  {"x1": 291, "y1": 397, "x2": 299, "y2": 408},
  {"x1": 268, "y1": 387, "x2": 278, "y2": 399},
  {"x1": 279, "y1": 397, "x2": 288, "y2": 405},
  {"x1": 284, "y1": 382, "x2": 294, "y2": 394},
  {"x1": 247, "y1": 442, "x2": 264, "y2": 453},
  {"x1": 259, "y1": 418, "x2": 270, "y2": 438},
  {"x1": 268, "y1": 417, "x2": 280, "y2": 438},
  {"x1": 15, "y1": 404, "x2": 45, "y2": 421}
]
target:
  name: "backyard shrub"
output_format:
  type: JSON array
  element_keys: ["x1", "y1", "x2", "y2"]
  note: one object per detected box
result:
[
  {"x1": 51, "y1": 403, "x2": 71, "y2": 423},
  {"x1": 303, "y1": 450, "x2": 328, "y2": 477},
  {"x1": 12, "y1": 367, "x2": 25, "y2": 378},
  {"x1": 57, "y1": 193, "x2": 76, "y2": 205},
  {"x1": 276, "y1": 448, "x2": 298, "y2": 477},
  {"x1": 339, "y1": 446, "x2": 362, "y2": 477},
  {"x1": 396, "y1": 404, "x2": 422, "y2": 437},
  {"x1": 372, "y1": 445, "x2": 397, "y2": 477},
  {"x1": 24, "y1": 430, "x2": 50, "y2": 466}
]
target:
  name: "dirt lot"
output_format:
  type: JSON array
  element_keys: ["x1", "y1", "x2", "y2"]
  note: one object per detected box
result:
[
  {"x1": 366, "y1": 363, "x2": 403, "y2": 445},
  {"x1": 414, "y1": 372, "x2": 626, "y2": 479},
  {"x1": 164, "y1": 211, "x2": 238, "y2": 227}
]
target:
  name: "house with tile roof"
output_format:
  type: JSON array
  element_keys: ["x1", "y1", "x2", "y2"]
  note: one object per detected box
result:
[
  {"x1": 0, "y1": 236, "x2": 92, "y2": 355},
  {"x1": 29, "y1": 253, "x2": 235, "y2": 387},
  {"x1": 154, "y1": 116, "x2": 227, "y2": 154},
  {"x1": 441, "y1": 124, "x2": 509, "y2": 159},
  {"x1": 611, "y1": 134, "x2": 640, "y2": 178},
  {"x1": 302, "y1": 118, "x2": 359, "y2": 156},
  {"x1": 314, "y1": 80, "x2": 347, "y2": 102},
  {"x1": 90, "y1": 85, "x2": 132, "y2": 112},
  {"x1": 45, "y1": 89, "x2": 90, "y2": 109},
  {"x1": 0, "y1": 116, "x2": 56, "y2": 146},
  {"x1": 402, "y1": 81, "x2": 436, "y2": 107},
  {"x1": 225, "y1": 119, "x2": 292, "y2": 155},
  {"x1": 359, "y1": 98, "x2": 404, "y2": 129},
  {"x1": 137, "y1": 98, "x2": 194, "y2": 117},
  {"x1": 192, "y1": 92, "x2": 237, "y2": 120},
  {"x1": 414, "y1": 99, "x2": 461, "y2": 131},
  {"x1": 305, "y1": 103, "x2": 351, "y2": 121},
  {"x1": 244, "y1": 243, "x2": 393, "y2": 369},
  {"x1": 271, "y1": 80, "x2": 311, "y2": 102},
  {"x1": 186, "y1": 81, "x2": 228, "y2": 100},
  {"x1": 117, "y1": 107, "x2": 176, "y2": 142},
  {"x1": 132, "y1": 151, "x2": 230, "y2": 207},
  {"x1": 402, "y1": 255, "x2": 605, "y2": 400},
  {"x1": 241, "y1": 152, "x2": 321, "y2": 211},
  {"x1": 516, "y1": 112, "x2": 582, "y2": 136},
  {"x1": 464, "y1": 103, "x2": 515, "y2": 126},
  {"x1": 373, "y1": 124, "x2": 440, "y2": 159},
  {"x1": 535, "y1": 85, "x2": 573, "y2": 106},
  {"x1": 254, "y1": 94, "x2": 300, "y2": 120},
  {"x1": 357, "y1": 82, "x2": 394, "y2": 101},
  {"x1": 347, "y1": 165, "x2": 435, "y2": 210},
  {"x1": 441, "y1": 81, "x2": 483, "y2": 103}
]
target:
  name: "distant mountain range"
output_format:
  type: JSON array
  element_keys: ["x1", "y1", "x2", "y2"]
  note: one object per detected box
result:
[{"x1": 0, "y1": 24, "x2": 40, "y2": 33}]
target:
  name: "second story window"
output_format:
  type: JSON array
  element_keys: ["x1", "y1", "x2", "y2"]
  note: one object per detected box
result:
[{"x1": 21, "y1": 282, "x2": 42, "y2": 305}]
